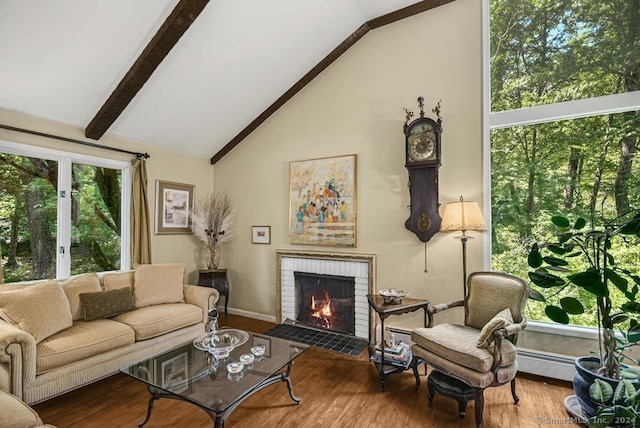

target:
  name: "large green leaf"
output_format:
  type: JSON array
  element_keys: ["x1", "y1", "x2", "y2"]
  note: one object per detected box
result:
[
  {"x1": 543, "y1": 256, "x2": 569, "y2": 267},
  {"x1": 548, "y1": 244, "x2": 568, "y2": 255},
  {"x1": 589, "y1": 378, "x2": 613, "y2": 404},
  {"x1": 614, "y1": 379, "x2": 637, "y2": 405},
  {"x1": 528, "y1": 288, "x2": 546, "y2": 302},
  {"x1": 545, "y1": 306, "x2": 569, "y2": 324},
  {"x1": 605, "y1": 268, "x2": 628, "y2": 293},
  {"x1": 527, "y1": 244, "x2": 543, "y2": 268},
  {"x1": 552, "y1": 216, "x2": 570, "y2": 228},
  {"x1": 574, "y1": 217, "x2": 586, "y2": 230},
  {"x1": 560, "y1": 297, "x2": 584, "y2": 315},
  {"x1": 528, "y1": 271, "x2": 565, "y2": 288},
  {"x1": 627, "y1": 324, "x2": 640, "y2": 344},
  {"x1": 569, "y1": 271, "x2": 608, "y2": 296}
]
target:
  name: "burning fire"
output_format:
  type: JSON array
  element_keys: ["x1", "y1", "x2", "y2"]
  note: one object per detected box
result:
[{"x1": 310, "y1": 290, "x2": 332, "y2": 328}]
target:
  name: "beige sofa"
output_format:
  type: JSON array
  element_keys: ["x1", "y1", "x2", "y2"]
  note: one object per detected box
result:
[{"x1": 0, "y1": 263, "x2": 219, "y2": 405}]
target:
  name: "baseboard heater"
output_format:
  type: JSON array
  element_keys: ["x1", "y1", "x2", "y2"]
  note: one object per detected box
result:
[{"x1": 516, "y1": 349, "x2": 576, "y2": 382}]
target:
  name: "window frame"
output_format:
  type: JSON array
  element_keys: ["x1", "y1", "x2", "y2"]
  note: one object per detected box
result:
[
  {"x1": 0, "y1": 139, "x2": 131, "y2": 279},
  {"x1": 482, "y1": 0, "x2": 640, "y2": 334}
]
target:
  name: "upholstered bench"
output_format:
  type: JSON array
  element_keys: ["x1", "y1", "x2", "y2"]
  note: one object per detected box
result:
[{"x1": 0, "y1": 390, "x2": 57, "y2": 428}]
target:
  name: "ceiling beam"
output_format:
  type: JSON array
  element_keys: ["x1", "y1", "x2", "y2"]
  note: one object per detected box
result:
[
  {"x1": 210, "y1": 0, "x2": 455, "y2": 165},
  {"x1": 85, "y1": 0, "x2": 210, "y2": 140}
]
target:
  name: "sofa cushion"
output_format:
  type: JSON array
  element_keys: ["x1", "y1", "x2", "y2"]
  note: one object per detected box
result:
[
  {"x1": 102, "y1": 271, "x2": 134, "y2": 291},
  {"x1": 80, "y1": 287, "x2": 136, "y2": 321},
  {"x1": 0, "y1": 280, "x2": 73, "y2": 343},
  {"x1": 477, "y1": 308, "x2": 513, "y2": 348},
  {"x1": 411, "y1": 324, "x2": 517, "y2": 373},
  {"x1": 113, "y1": 303, "x2": 202, "y2": 340},
  {"x1": 36, "y1": 319, "x2": 135, "y2": 374},
  {"x1": 0, "y1": 390, "x2": 46, "y2": 427},
  {"x1": 133, "y1": 263, "x2": 185, "y2": 308},
  {"x1": 60, "y1": 273, "x2": 102, "y2": 321}
]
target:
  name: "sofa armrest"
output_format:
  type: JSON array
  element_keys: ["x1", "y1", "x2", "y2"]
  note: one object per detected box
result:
[
  {"x1": 0, "y1": 321, "x2": 37, "y2": 400},
  {"x1": 183, "y1": 284, "x2": 220, "y2": 323}
]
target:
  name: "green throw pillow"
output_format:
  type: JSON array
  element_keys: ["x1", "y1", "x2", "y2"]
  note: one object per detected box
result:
[{"x1": 79, "y1": 288, "x2": 136, "y2": 321}]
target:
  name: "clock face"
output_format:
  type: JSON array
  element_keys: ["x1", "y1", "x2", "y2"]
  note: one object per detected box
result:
[{"x1": 408, "y1": 133, "x2": 436, "y2": 162}]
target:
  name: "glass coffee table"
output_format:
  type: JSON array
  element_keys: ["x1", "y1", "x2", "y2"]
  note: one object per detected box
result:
[{"x1": 121, "y1": 331, "x2": 308, "y2": 428}]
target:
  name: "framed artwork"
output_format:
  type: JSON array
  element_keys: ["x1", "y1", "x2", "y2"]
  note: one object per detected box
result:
[
  {"x1": 157, "y1": 350, "x2": 190, "y2": 393},
  {"x1": 288, "y1": 154, "x2": 357, "y2": 247},
  {"x1": 155, "y1": 180, "x2": 194, "y2": 235},
  {"x1": 252, "y1": 226, "x2": 271, "y2": 244}
]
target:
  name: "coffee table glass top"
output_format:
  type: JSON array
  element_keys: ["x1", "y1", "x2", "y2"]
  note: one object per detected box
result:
[{"x1": 121, "y1": 331, "x2": 308, "y2": 413}]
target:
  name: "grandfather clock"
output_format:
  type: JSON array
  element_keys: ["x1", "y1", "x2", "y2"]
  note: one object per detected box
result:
[{"x1": 403, "y1": 98, "x2": 442, "y2": 242}]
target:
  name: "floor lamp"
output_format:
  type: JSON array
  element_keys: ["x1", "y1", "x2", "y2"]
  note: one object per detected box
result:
[{"x1": 440, "y1": 196, "x2": 487, "y2": 298}]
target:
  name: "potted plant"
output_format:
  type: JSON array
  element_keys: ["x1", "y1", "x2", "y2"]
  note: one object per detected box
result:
[
  {"x1": 191, "y1": 192, "x2": 234, "y2": 270},
  {"x1": 526, "y1": 209, "x2": 640, "y2": 417},
  {"x1": 588, "y1": 377, "x2": 640, "y2": 427}
]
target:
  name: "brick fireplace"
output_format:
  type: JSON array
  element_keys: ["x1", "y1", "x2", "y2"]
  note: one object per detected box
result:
[{"x1": 276, "y1": 250, "x2": 376, "y2": 339}]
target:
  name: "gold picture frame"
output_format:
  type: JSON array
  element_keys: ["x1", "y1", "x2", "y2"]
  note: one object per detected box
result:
[
  {"x1": 155, "y1": 180, "x2": 194, "y2": 235},
  {"x1": 288, "y1": 154, "x2": 357, "y2": 247}
]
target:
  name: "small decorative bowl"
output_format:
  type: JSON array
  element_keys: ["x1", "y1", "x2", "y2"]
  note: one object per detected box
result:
[
  {"x1": 378, "y1": 288, "x2": 409, "y2": 304},
  {"x1": 226, "y1": 361, "x2": 243, "y2": 374},
  {"x1": 251, "y1": 345, "x2": 266, "y2": 356},
  {"x1": 239, "y1": 353, "x2": 255, "y2": 366}
]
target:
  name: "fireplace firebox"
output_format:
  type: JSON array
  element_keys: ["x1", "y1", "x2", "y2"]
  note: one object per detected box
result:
[{"x1": 294, "y1": 272, "x2": 355, "y2": 335}]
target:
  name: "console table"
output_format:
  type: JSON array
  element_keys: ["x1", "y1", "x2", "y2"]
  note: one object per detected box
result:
[
  {"x1": 366, "y1": 294, "x2": 429, "y2": 391},
  {"x1": 198, "y1": 269, "x2": 229, "y2": 315}
]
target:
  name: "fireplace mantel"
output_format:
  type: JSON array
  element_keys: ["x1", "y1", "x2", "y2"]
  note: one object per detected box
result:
[{"x1": 276, "y1": 250, "x2": 376, "y2": 338}]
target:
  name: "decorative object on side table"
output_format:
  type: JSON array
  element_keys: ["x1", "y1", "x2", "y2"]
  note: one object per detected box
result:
[
  {"x1": 378, "y1": 288, "x2": 408, "y2": 304},
  {"x1": 191, "y1": 191, "x2": 234, "y2": 270}
]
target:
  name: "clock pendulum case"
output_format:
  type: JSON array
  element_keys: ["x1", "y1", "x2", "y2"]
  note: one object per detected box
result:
[{"x1": 403, "y1": 97, "x2": 442, "y2": 244}]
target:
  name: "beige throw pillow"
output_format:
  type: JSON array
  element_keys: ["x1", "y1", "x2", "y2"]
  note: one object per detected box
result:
[
  {"x1": 103, "y1": 271, "x2": 134, "y2": 291},
  {"x1": 0, "y1": 280, "x2": 73, "y2": 343},
  {"x1": 80, "y1": 288, "x2": 136, "y2": 321},
  {"x1": 61, "y1": 273, "x2": 102, "y2": 321},
  {"x1": 133, "y1": 263, "x2": 185, "y2": 307},
  {"x1": 476, "y1": 308, "x2": 513, "y2": 348}
]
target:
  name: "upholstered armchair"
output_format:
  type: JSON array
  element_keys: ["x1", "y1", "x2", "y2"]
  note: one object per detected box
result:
[{"x1": 410, "y1": 271, "x2": 529, "y2": 428}]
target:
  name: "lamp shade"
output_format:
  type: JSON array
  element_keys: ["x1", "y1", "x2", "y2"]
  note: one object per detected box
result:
[{"x1": 440, "y1": 197, "x2": 486, "y2": 232}]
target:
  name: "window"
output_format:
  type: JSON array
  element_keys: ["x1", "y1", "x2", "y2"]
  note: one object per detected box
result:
[
  {"x1": 0, "y1": 141, "x2": 131, "y2": 282},
  {"x1": 486, "y1": 0, "x2": 640, "y2": 327}
]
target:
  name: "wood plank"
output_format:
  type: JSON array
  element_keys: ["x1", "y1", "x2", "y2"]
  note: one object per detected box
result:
[
  {"x1": 34, "y1": 313, "x2": 580, "y2": 427},
  {"x1": 210, "y1": 0, "x2": 456, "y2": 165},
  {"x1": 85, "y1": 0, "x2": 210, "y2": 140}
]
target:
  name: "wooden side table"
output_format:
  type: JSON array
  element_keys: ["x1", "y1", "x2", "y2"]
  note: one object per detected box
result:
[
  {"x1": 367, "y1": 294, "x2": 429, "y2": 391},
  {"x1": 198, "y1": 269, "x2": 229, "y2": 315}
]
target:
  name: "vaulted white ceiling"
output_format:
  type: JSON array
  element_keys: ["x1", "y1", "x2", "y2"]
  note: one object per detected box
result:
[{"x1": 0, "y1": 0, "x2": 429, "y2": 160}]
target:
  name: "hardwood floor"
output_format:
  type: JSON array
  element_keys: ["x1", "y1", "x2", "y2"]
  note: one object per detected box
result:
[{"x1": 34, "y1": 314, "x2": 579, "y2": 427}]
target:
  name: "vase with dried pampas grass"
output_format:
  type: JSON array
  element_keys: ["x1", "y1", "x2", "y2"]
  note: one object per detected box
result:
[{"x1": 190, "y1": 192, "x2": 234, "y2": 270}]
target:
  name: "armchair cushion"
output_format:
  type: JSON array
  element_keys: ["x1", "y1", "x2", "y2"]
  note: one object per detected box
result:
[
  {"x1": 411, "y1": 325, "x2": 516, "y2": 373},
  {"x1": 476, "y1": 308, "x2": 513, "y2": 348}
]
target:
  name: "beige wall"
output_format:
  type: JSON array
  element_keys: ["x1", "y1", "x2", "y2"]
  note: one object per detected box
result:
[
  {"x1": 0, "y1": 109, "x2": 214, "y2": 284},
  {"x1": 214, "y1": 0, "x2": 482, "y2": 328}
]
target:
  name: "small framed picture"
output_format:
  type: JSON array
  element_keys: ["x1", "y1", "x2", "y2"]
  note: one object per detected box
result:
[
  {"x1": 157, "y1": 350, "x2": 189, "y2": 393},
  {"x1": 252, "y1": 226, "x2": 271, "y2": 244}
]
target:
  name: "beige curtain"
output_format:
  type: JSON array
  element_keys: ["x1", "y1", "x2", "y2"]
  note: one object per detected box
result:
[{"x1": 131, "y1": 157, "x2": 152, "y2": 266}]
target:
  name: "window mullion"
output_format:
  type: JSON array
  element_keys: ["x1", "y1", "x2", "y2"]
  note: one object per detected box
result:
[{"x1": 57, "y1": 158, "x2": 72, "y2": 279}]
